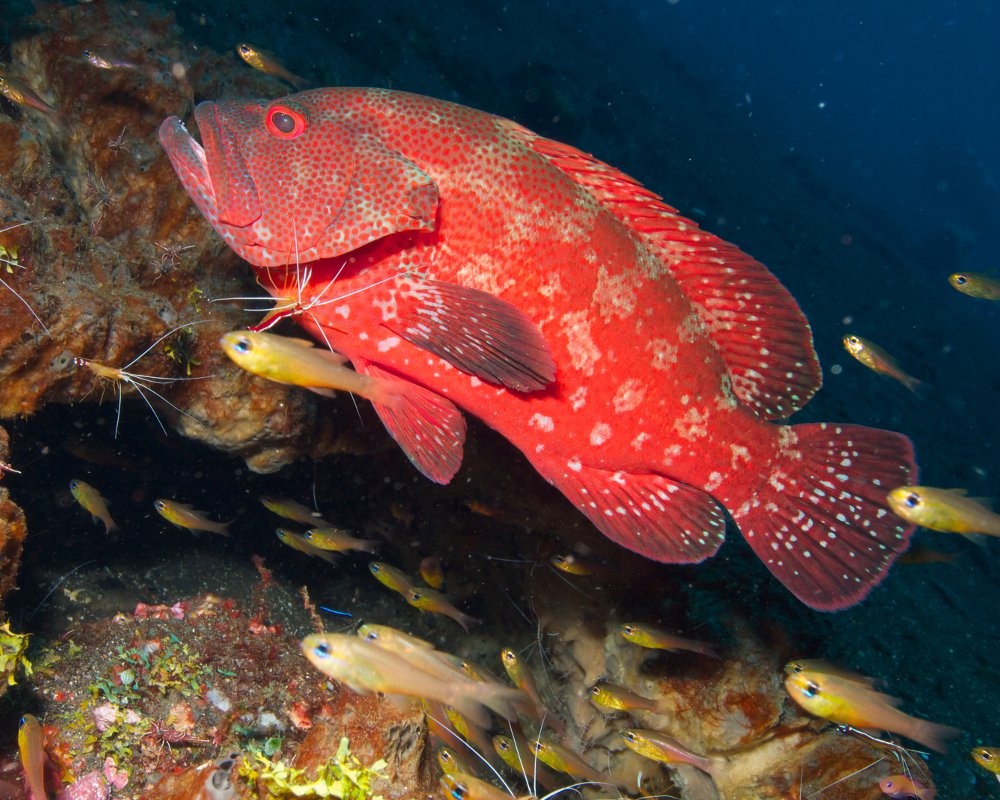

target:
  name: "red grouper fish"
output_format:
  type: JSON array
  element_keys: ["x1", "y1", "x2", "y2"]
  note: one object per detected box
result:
[{"x1": 159, "y1": 88, "x2": 917, "y2": 610}]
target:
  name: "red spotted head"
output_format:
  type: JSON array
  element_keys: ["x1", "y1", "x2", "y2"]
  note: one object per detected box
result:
[{"x1": 158, "y1": 88, "x2": 440, "y2": 268}]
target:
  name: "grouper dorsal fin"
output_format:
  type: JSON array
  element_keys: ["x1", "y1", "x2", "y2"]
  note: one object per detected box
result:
[{"x1": 501, "y1": 119, "x2": 822, "y2": 420}]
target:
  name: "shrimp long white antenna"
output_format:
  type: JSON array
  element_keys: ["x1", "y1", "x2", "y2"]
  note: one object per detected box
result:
[
  {"x1": 1, "y1": 219, "x2": 51, "y2": 336},
  {"x1": 807, "y1": 755, "x2": 886, "y2": 798}
]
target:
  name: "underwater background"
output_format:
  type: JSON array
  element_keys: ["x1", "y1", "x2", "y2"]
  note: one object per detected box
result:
[{"x1": 0, "y1": 1, "x2": 998, "y2": 799}]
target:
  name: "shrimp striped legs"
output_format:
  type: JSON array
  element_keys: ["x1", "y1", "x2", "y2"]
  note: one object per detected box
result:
[{"x1": 0, "y1": 220, "x2": 50, "y2": 336}]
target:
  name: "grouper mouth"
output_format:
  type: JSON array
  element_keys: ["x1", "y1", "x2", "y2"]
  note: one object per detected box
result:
[{"x1": 158, "y1": 102, "x2": 262, "y2": 231}]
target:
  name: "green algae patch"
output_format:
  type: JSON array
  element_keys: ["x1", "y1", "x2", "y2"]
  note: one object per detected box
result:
[
  {"x1": 0, "y1": 620, "x2": 32, "y2": 686},
  {"x1": 242, "y1": 737, "x2": 386, "y2": 800}
]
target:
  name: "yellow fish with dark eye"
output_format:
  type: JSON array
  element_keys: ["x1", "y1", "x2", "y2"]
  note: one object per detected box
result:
[
  {"x1": 886, "y1": 485, "x2": 1000, "y2": 537},
  {"x1": 784, "y1": 666, "x2": 959, "y2": 752},
  {"x1": 301, "y1": 633, "x2": 523, "y2": 729},
  {"x1": 406, "y1": 587, "x2": 477, "y2": 632},
  {"x1": 0, "y1": 71, "x2": 56, "y2": 114},
  {"x1": 492, "y1": 734, "x2": 562, "y2": 792},
  {"x1": 620, "y1": 729, "x2": 724, "y2": 776},
  {"x1": 153, "y1": 499, "x2": 231, "y2": 537},
  {"x1": 440, "y1": 772, "x2": 512, "y2": 800},
  {"x1": 500, "y1": 647, "x2": 564, "y2": 734},
  {"x1": 949, "y1": 272, "x2": 1000, "y2": 300},
  {"x1": 368, "y1": 561, "x2": 414, "y2": 595},
  {"x1": 220, "y1": 331, "x2": 407, "y2": 405},
  {"x1": 436, "y1": 746, "x2": 476, "y2": 777},
  {"x1": 526, "y1": 739, "x2": 615, "y2": 787},
  {"x1": 69, "y1": 479, "x2": 118, "y2": 534},
  {"x1": 235, "y1": 43, "x2": 310, "y2": 89},
  {"x1": 550, "y1": 553, "x2": 600, "y2": 575},
  {"x1": 617, "y1": 622, "x2": 720, "y2": 658},
  {"x1": 589, "y1": 681, "x2": 666, "y2": 715},
  {"x1": 972, "y1": 747, "x2": 1000, "y2": 782},
  {"x1": 275, "y1": 528, "x2": 337, "y2": 564},
  {"x1": 303, "y1": 527, "x2": 378, "y2": 554},
  {"x1": 260, "y1": 495, "x2": 330, "y2": 527},
  {"x1": 842, "y1": 334, "x2": 922, "y2": 394},
  {"x1": 18, "y1": 714, "x2": 47, "y2": 800}
]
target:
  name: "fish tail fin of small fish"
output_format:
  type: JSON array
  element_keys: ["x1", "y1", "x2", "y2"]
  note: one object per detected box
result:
[
  {"x1": 104, "y1": 518, "x2": 119, "y2": 535},
  {"x1": 902, "y1": 374, "x2": 927, "y2": 397},
  {"x1": 213, "y1": 519, "x2": 234, "y2": 537},
  {"x1": 961, "y1": 532, "x2": 992, "y2": 547},
  {"x1": 732, "y1": 422, "x2": 917, "y2": 611},
  {"x1": 533, "y1": 459, "x2": 727, "y2": 564},
  {"x1": 904, "y1": 718, "x2": 961, "y2": 754},
  {"x1": 358, "y1": 359, "x2": 467, "y2": 484}
]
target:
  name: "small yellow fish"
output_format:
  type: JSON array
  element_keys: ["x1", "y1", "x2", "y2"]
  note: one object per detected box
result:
[
  {"x1": 620, "y1": 728, "x2": 723, "y2": 776},
  {"x1": 301, "y1": 633, "x2": 522, "y2": 729},
  {"x1": 784, "y1": 667, "x2": 959, "y2": 752},
  {"x1": 303, "y1": 527, "x2": 377, "y2": 554},
  {"x1": 492, "y1": 734, "x2": 561, "y2": 792},
  {"x1": 275, "y1": 528, "x2": 337, "y2": 564},
  {"x1": 235, "y1": 43, "x2": 309, "y2": 89},
  {"x1": 842, "y1": 334, "x2": 922, "y2": 394},
  {"x1": 18, "y1": 714, "x2": 46, "y2": 800},
  {"x1": 783, "y1": 659, "x2": 879, "y2": 687},
  {"x1": 617, "y1": 622, "x2": 719, "y2": 658},
  {"x1": 69, "y1": 479, "x2": 118, "y2": 534},
  {"x1": 369, "y1": 561, "x2": 414, "y2": 594},
  {"x1": 972, "y1": 746, "x2": 1000, "y2": 781},
  {"x1": 260, "y1": 495, "x2": 330, "y2": 527},
  {"x1": 443, "y1": 705, "x2": 499, "y2": 770},
  {"x1": 82, "y1": 49, "x2": 137, "y2": 70},
  {"x1": 589, "y1": 681, "x2": 665, "y2": 715},
  {"x1": 550, "y1": 553, "x2": 600, "y2": 575},
  {"x1": 420, "y1": 555, "x2": 445, "y2": 588},
  {"x1": 407, "y1": 587, "x2": 477, "y2": 632},
  {"x1": 887, "y1": 486, "x2": 1000, "y2": 537},
  {"x1": 154, "y1": 499, "x2": 230, "y2": 537},
  {"x1": 949, "y1": 272, "x2": 1000, "y2": 300},
  {"x1": 220, "y1": 331, "x2": 404, "y2": 405},
  {"x1": 0, "y1": 72, "x2": 56, "y2": 115},
  {"x1": 439, "y1": 772, "x2": 511, "y2": 800},
  {"x1": 526, "y1": 739, "x2": 608, "y2": 785},
  {"x1": 500, "y1": 647, "x2": 563, "y2": 732},
  {"x1": 436, "y1": 746, "x2": 476, "y2": 777}
]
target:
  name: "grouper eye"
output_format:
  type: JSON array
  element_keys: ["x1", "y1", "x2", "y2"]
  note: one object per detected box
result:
[{"x1": 265, "y1": 105, "x2": 307, "y2": 139}]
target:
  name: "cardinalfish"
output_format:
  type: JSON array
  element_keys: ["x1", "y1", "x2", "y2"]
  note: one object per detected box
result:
[
  {"x1": 260, "y1": 495, "x2": 330, "y2": 527},
  {"x1": 887, "y1": 486, "x2": 1000, "y2": 538},
  {"x1": 842, "y1": 335, "x2": 922, "y2": 395},
  {"x1": 303, "y1": 527, "x2": 377, "y2": 554},
  {"x1": 420, "y1": 556, "x2": 445, "y2": 588},
  {"x1": 69, "y1": 479, "x2": 118, "y2": 534},
  {"x1": 550, "y1": 552, "x2": 601, "y2": 576},
  {"x1": 154, "y1": 499, "x2": 231, "y2": 537},
  {"x1": 620, "y1": 729, "x2": 724, "y2": 777},
  {"x1": 369, "y1": 561, "x2": 415, "y2": 595},
  {"x1": 784, "y1": 659, "x2": 879, "y2": 687},
  {"x1": 436, "y1": 746, "x2": 476, "y2": 778},
  {"x1": 73, "y1": 321, "x2": 211, "y2": 438},
  {"x1": 301, "y1": 632, "x2": 525, "y2": 729},
  {"x1": 276, "y1": 528, "x2": 337, "y2": 564},
  {"x1": 18, "y1": 714, "x2": 47, "y2": 800},
  {"x1": 492, "y1": 734, "x2": 562, "y2": 793},
  {"x1": 589, "y1": 681, "x2": 668, "y2": 716},
  {"x1": 407, "y1": 587, "x2": 477, "y2": 632},
  {"x1": 82, "y1": 49, "x2": 137, "y2": 70},
  {"x1": 356, "y1": 625, "x2": 471, "y2": 688},
  {"x1": 442, "y1": 705, "x2": 500, "y2": 771},
  {"x1": 526, "y1": 739, "x2": 612, "y2": 787},
  {"x1": 0, "y1": 71, "x2": 56, "y2": 115},
  {"x1": 220, "y1": 331, "x2": 410, "y2": 406},
  {"x1": 439, "y1": 772, "x2": 513, "y2": 800},
  {"x1": 235, "y1": 43, "x2": 310, "y2": 89},
  {"x1": 948, "y1": 272, "x2": 1000, "y2": 300},
  {"x1": 501, "y1": 648, "x2": 564, "y2": 733},
  {"x1": 617, "y1": 622, "x2": 720, "y2": 658},
  {"x1": 784, "y1": 664, "x2": 959, "y2": 752},
  {"x1": 972, "y1": 747, "x2": 1000, "y2": 783},
  {"x1": 879, "y1": 775, "x2": 935, "y2": 800}
]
